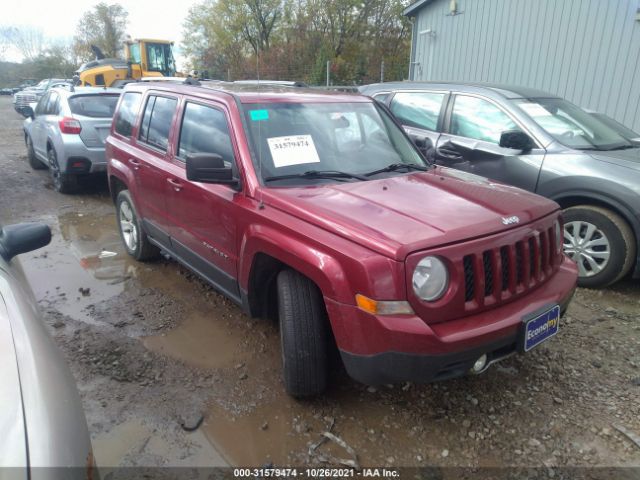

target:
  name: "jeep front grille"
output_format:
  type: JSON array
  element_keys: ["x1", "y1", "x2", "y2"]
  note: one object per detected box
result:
[{"x1": 463, "y1": 226, "x2": 559, "y2": 308}]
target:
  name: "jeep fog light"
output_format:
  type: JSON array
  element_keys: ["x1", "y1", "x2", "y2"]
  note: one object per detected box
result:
[
  {"x1": 554, "y1": 220, "x2": 563, "y2": 253},
  {"x1": 412, "y1": 256, "x2": 449, "y2": 301},
  {"x1": 471, "y1": 354, "x2": 488, "y2": 373}
]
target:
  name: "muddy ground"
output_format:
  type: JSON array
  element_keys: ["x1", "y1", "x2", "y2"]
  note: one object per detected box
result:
[{"x1": 1, "y1": 97, "x2": 639, "y2": 476}]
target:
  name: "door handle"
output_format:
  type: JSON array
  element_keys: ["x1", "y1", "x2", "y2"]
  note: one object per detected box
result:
[
  {"x1": 128, "y1": 158, "x2": 141, "y2": 170},
  {"x1": 167, "y1": 178, "x2": 183, "y2": 192}
]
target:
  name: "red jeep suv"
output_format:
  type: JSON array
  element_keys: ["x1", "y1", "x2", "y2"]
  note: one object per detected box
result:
[{"x1": 106, "y1": 79, "x2": 578, "y2": 396}]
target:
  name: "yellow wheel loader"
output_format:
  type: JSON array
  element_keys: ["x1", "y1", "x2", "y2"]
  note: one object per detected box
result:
[{"x1": 76, "y1": 38, "x2": 178, "y2": 87}]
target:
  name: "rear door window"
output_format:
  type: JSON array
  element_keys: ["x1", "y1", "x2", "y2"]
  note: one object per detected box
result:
[
  {"x1": 139, "y1": 95, "x2": 178, "y2": 151},
  {"x1": 69, "y1": 94, "x2": 120, "y2": 118},
  {"x1": 177, "y1": 102, "x2": 234, "y2": 165},
  {"x1": 114, "y1": 92, "x2": 142, "y2": 137},
  {"x1": 390, "y1": 91, "x2": 446, "y2": 131}
]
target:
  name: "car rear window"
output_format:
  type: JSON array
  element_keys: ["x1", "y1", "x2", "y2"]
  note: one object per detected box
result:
[
  {"x1": 114, "y1": 92, "x2": 142, "y2": 137},
  {"x1": 69, "y1": 94, "x2": 120, "y2": 118}
]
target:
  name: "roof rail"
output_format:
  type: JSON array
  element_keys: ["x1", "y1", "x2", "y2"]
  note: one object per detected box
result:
[{"x1": 139, "y1": 77, "x2": 201, "y2": 86}]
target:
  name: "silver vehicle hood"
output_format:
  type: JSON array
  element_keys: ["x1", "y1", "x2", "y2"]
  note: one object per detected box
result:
[
  {"x1": 588, "y1": 147, "x2": 640, "y2": 170},
  {"x1": 0, "y1": 289, "x2": 28, "y2": 474}
]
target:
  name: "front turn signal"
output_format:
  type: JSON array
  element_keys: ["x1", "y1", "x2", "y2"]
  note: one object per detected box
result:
[{"x1": 355, "y1": 294, "x2": 414, "y2": 315}]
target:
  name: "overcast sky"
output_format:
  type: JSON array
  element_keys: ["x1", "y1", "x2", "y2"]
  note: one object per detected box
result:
[{"x1": 3, "y1": 0, "x2": 202, "y2": 68}]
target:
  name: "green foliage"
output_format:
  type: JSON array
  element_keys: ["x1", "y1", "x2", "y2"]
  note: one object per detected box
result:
[
  {"x1": 181, "y1": 0, "x2": 411, "y2": 85},
  {"x1": 73, "y1": 2, "x2": 129, "y2": 62}
]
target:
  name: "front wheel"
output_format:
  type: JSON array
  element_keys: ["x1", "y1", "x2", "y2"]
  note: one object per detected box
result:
[
  {"x1": 277, "y1": 269, "x2": 329, "y2": 397},
  {"x1": 563, "y1": 205, "x2": 636, "y2": 288},
  {"x1": 115, "y1": 190, "x2": 160, "y2": 261}
]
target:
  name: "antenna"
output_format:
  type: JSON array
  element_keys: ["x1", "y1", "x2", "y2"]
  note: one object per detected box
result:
[{"x1": 257, "y1": 51, "x2": 265, "y2": 210}]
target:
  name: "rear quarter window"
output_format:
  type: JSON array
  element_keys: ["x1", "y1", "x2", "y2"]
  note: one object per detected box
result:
[
  {"x1": 114, "y1": 92, "x2": 142, "y2": 137},
  {"x1": 69, "y1": 94, "x2": 120, "y2": 118},
  {"x1": 138, "y1": 95, "x2": 178, "y2": 151}
]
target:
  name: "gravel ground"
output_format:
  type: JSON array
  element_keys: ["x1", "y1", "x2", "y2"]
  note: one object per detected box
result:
[{"x1": 0, "y1": 97, "x2": 639, "y2": 477}]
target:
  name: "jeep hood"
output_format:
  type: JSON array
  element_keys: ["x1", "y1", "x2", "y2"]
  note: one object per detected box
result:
[{"x1": 264, "y1": 167, "x2": 558, "y2": 260}]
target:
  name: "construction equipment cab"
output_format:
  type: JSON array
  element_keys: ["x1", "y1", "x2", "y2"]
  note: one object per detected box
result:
[{"x1": 76, "y1": 38, "x2": 177, "y2": 87}]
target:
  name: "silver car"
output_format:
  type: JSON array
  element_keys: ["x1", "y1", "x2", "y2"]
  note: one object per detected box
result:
[
  {"x1": 23, "y1": 87, "x2": 121, "y2": 193},
  {"x1": 0, "y1": 223, "x2": 95, "y2": 479}
]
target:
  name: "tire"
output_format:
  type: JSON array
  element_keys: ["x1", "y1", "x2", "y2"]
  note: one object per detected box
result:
[
  {"x1": 26, "y1": 135, "x2": 45, "y2": 169},
  {"x1": 47, "y1": 148, "x2": 78, "y2": 193},
  {"x1": 563, "y1": 205, "x2": 636, "y2": 288},
  {"x1": 277, "y1": 269, "x2": 329, "y2": 397},
  {"x1": 115, "y1": 190, "x2": 160, "y2": 261}
]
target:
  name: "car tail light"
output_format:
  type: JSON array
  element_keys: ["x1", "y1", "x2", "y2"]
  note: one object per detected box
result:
[{"x1": 59, "y1": 117, "x2": 82, "y2": 134}]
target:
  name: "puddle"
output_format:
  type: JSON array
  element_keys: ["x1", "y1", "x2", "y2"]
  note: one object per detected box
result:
[
  {"x1": 20, "y1": 211, "x2": 139, "y2": 324},
  {"x1": 202, "y1": 389, "x2": 442, "y2": 467},
  {"x1": 143, "y1": 312, "x2": 243, "y2": 369},
  {"x1": 93, "y1": 417, "x2": 226, "y2": 470}
]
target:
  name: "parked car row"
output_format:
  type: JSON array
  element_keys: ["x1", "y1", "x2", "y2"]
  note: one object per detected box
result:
[
  {"x1": 11, "y1": 76, "x2": 640, "y2": 470},
  {"x1": 16, "y1": 77, "x2": 640, "y2": 398}
]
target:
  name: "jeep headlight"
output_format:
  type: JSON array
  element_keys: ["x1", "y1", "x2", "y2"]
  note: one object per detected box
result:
[
  {"x1": 554, "y1": 220, "x2": 563, "y2": 253},
  {"x1": 412, "y1": 256, "x2": 449, "y2": 301}
]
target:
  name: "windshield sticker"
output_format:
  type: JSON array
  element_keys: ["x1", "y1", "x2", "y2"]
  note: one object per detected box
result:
[
  {"x1": 520, "y1": 103, "x2": 552, "y2": 118},
  {"x1": 250, "y1": 109, "x2": 269, "y2": 121},
  {"x1": 267, "y1": 135, "x2": 321, "y2": 168}
]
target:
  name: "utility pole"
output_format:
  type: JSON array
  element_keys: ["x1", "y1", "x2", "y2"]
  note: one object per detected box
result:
[
  {"x1": 380, "y1": 60, "x2": 385, "y2": 83},
  {"x1": 326, "y1": 60, "x2": 330, "y2": 87}
]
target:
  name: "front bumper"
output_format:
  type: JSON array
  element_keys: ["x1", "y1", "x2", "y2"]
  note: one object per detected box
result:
[{"x1": 326, "y1": 256, "x2": 577, "y2": 385}]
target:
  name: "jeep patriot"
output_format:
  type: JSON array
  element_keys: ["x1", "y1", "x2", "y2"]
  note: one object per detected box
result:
[{"x1": 106, "y1": 80, "x2": 578, "y2": 396}]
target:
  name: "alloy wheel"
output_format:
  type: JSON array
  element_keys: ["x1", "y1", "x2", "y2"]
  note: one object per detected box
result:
[{"x1": 119, "y1": 201, "x2": 138, "y2": 252}]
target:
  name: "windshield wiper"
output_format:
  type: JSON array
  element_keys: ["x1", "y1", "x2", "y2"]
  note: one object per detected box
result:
[
  {"x1": 264, "y1": 170, "x2": 367, "y2": 183},
  {"x1": 364, "y1": 163, "x2": 430, "y2": 177}
]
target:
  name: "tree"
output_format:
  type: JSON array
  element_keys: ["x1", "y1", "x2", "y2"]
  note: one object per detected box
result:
[
  {"x1": 0, "y1": 26, "x2": 46, "y2": 61},
  {"x1": 181, "y1": 0, "x2": 411, "y2": 85},
  {"x1": 73, "y1": 3, "x2": 129, "y2": 61}
]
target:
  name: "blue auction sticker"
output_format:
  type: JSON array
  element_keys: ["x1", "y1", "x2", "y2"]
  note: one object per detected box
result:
[
  {"x1": 249, "y1": 109, "x2": 269, "y2": 121},
  {"x1": 523, "y1": 305, "x2": 560, "y2": 351}
]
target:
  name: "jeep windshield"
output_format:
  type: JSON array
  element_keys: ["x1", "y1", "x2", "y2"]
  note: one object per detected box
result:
[
  {"x1": 242, "y1": 102, "x2": 427, "y2": 185},
  {"x1": 515, "y1": 98, "x2": 634, "y2": 151}
]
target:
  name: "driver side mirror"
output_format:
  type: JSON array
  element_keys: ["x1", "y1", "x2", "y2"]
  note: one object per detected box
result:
[
  {"x1": 0, "y1": 223, "x2": 51, "y2": 261},
  {"x1": 186, "y1": 153, "x2": 237, "y2": 186},
  {"x1": 412, "y1": 136, "x2": 434, "y2": 156},
  {"x1": 499, "y1": 130, "x2": 534, "y2": 151},
  {"x1": 20, "y1": 105, "x2": 35, "y2": 119}
]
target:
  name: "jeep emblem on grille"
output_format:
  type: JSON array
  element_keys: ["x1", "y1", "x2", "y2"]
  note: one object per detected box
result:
[{"x1": 502, "y1": 216, "x2": 520, "y2": 225}]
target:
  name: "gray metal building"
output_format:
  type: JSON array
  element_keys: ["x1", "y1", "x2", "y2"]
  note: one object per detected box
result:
[{"x1": 405, "y1": 0, "x2": 640, "y2": 131}]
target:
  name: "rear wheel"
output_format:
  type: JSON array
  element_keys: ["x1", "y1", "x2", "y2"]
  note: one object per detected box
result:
[
  {"x1": 26, "y1": 136, "x2": 45, "y2": 169},
  {"x1": 277, "y1": 269, "x2": 329, "y2": 397},
  {"x1": 47, "y1": 148, "x2": 77, "y2": 193},
  {"x1": 116, "y1": 190, "x2": 160, "y2": 261},
  {"x1": 563, "y1": 205, "x2": 636, "y2": 288}
]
